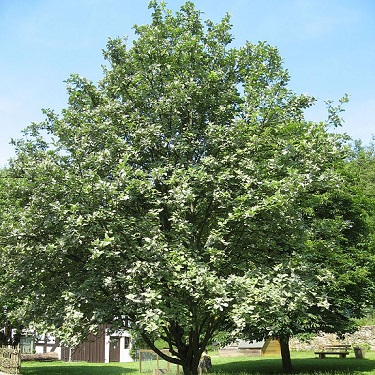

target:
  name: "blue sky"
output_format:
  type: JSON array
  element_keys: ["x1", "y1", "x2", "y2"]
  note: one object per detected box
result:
[{"x1": 1, "y1": 0, "x2": 374, "y2": 166}]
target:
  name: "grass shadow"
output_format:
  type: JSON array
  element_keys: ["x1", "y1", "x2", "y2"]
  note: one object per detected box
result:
[
  {"x1": 213, "y1": 355, "x2": 375, "y2": 374},
  {"x1": 20, "y1": 354, "x2": 375, "y2": 375},
  {"x1": 21, "y1": 362, "x2": 137, "y2": 375},
  {"x1": 293, "y1": 357, "x2": 375, "y2": 374}
]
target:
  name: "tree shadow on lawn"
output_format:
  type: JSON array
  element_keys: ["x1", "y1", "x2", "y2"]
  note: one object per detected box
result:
[
  {"x1": 21, "y1": 362, "x2": 136, "y2": 375},
  {"x1": 20, "y1": 357, "x2": 375, "y2": 375},
  {"x1": 214, "y1": 356, "x2": 375, "y2": 374}
]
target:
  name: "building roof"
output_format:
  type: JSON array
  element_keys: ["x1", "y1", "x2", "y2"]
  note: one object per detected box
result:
[{"x1": 237, "y1": 340, "x2": 265, "y2": 349}]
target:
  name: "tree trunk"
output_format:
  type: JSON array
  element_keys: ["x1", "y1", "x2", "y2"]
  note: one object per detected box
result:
[
  {"x1": 181, "y1": 350, "x2": 201, "y2": 375},
  {"x1": 182, "y1": 365, "x2": 199, "y2": 375},
  {"x1": 279, "y1": 337, "x2": 293, "y2": 373}
]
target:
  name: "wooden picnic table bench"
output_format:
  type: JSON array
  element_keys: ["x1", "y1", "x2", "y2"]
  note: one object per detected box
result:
[{"x1": 315, "y1": 345, "x2": 351, "y2": 359}]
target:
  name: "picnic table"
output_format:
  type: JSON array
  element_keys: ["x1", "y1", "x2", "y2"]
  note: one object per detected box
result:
[{"x1": 315, "y1": 344, "x2": 351, "y2": 359}]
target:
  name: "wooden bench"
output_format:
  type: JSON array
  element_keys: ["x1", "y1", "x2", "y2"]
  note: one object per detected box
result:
[{"x1": 315, "y1": 345, "x2": 351, "y2": 359}]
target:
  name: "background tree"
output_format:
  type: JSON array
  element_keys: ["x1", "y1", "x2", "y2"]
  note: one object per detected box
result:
[
  {"x1": 209, "y1": 117, "x2": 373, "y2": 373},
  {"x1": 346, "y1": 138, "x2": 375, "y2": 317},
  {"x1": 1, "y1": 2, "x2": 373, "y2": 374}
]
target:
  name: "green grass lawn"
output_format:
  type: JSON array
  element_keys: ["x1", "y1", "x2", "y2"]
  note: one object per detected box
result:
[{"x1": 20, "y1": 351, "x2": 375, "y2": 375}]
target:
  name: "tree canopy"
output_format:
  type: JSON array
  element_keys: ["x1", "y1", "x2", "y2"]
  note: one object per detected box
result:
[{"x1": 1, "y1": 2, "x2": 373, "y2": 374}]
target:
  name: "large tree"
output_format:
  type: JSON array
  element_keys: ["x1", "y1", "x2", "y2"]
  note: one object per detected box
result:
[{"x1": 1, "y1": 2, "x2": 372, "y2": 374}]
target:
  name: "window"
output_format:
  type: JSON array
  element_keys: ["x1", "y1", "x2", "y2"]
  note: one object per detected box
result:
[{"x1": 124, "y1": 336, "x2": 131, "y2": 349}]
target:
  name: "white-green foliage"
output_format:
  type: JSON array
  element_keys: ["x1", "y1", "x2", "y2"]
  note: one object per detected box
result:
[{"x1": 231, "y1": 260, "x2": 333, "y2": 337}]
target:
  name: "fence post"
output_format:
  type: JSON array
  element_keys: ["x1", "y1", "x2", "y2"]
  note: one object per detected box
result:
[{"x1": 0, "y1": 345, "x2": 21, "y2": 374}]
